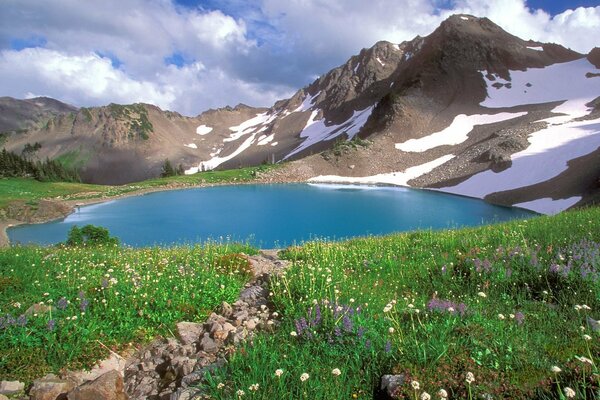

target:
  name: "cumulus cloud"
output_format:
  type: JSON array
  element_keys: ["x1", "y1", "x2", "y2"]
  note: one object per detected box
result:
[{"x1": 0, "y1": 0, "x2": 598, "y2": 115}]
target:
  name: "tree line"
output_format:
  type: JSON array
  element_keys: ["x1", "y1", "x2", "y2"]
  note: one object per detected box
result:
[{"x1": 0, "y1": 148, "x2": 81, "y2": 182}]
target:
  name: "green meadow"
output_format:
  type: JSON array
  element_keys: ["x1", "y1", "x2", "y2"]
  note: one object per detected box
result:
[{"x1": 0, "y1": 202, "x2": 598, "y2": 399}]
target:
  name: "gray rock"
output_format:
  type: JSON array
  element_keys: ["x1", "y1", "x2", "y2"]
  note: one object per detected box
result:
[
  {"x1": 219, "y1": 301, "x2": 233, "y2": 318},
  {"x1": 200, "y1": 333, "x2": 218, "y2": 354},
  {"x1": 0, "y1": 380, "x2": 24, "y2": 395},
  {"x1": 29, "y1": 375, "x2": 75, "y2": 400},
  {"x1": 380, "y1": 374, "x2": 405, "y2": 398},
  {"x1": 67, "y1": 370, "x2": 128, "y2": 400}
]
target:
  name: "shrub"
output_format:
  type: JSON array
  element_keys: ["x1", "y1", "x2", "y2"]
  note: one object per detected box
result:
[{"x1": 65, "y1": 224, "x2": 120, "y2": 247}]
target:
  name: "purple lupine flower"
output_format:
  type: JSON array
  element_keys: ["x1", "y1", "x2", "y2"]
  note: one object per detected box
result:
[
  {"x1": 365, "y1": 339, "x2": 371, "y2": 350},
  {"x1": 101, "y1": 278, "x2": 109, "y2": 288},
  {"x1": 342, "y1": 315, "x2": 353, "y2": 332},
  {"x1": 474, "y1": 258, "x2": 482, "y2": 273},
  {"x1": 16, "y1": 314, "x2": 27, "y2": 327},
  {"x1": 357, "y1": 326, "x2": 366, "y2": 338},
  {"x1": 47, "y1": 319, "x2": 56, "y2": 331},
  {"x1": 385, "y1": 340, "x2": 392, "y2": 353},
  {"x1": 549, "y1": 264, "x2": 561, "y2": 274},
  {"x1": 80, "y1": 298, "x2": 89, "y2": 312},
  {"x1": 57, "y1": 297, "x2": 68, "y2": 311},
  {"x1": 78, "y1": 291, "x2": 85, "y2": 300},
  {"x1": 483, "y1": 259, "x2": 492, "y2": 273},
  {"x1": 505, "y1": 268, "x2": 513, "y2": 278},
  {"x1": 334, "y1": 326, "x2": 342, "y2": 338},
  {"x1": 311, "y1": 304, "x2": 322, "y2": 327},
  {"x1": 514, "y1": 312, "x2": 525, "y2": 325}
]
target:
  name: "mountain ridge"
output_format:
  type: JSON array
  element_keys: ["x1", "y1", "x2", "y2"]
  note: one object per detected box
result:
[{"x1": 1, "y1": 14, "x2": 599, "y2": 213}]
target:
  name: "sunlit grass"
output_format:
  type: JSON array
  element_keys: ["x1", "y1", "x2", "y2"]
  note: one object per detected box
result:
[
  {"x1": 202, "y1": 208, "x2": 600, "y2": 399},
  {"x1": 0, "y1": 241, "x2": 257, "y2": 383}
]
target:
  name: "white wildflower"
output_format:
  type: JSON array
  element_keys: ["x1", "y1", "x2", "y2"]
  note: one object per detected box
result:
[
  {"x1": 332, "y1": 368, "x2": 341, "y2": 376},
  {"x1": 465, "y1": 372, "x2": 475, "y2": 384},
  {"x1": 300, "y1": 372, "x2": 309, "y2": 382},
  {"x1": 564, "y1": 387, "x2": 576, "y2": 398}
]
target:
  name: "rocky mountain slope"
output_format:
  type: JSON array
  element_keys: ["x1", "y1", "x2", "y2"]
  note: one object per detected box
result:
[
  {"x1": 0, "y1": 96, "x2": 77, "y2": 135},
  {"x1": 1, "y1": 15, "x2": 599, "y2": 213}
]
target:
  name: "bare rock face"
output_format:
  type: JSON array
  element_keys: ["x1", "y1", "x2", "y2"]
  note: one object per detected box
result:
[{"x1": 67, "y1": 370, "x2": 128, "y2": 400}]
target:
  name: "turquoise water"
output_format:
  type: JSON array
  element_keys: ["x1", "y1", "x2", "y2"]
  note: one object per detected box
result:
[{"x1": 7, "y1": 183, "x2": 536, "y2": 248}]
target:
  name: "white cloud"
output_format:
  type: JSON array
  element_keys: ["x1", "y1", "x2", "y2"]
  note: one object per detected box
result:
[{"x1": 0, "y1": 0, "x2": 598, "y2": 115}]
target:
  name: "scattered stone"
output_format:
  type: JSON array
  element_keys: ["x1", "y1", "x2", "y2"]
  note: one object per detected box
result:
[
  {"x1": 67, "y1": 370, "x2": 128, "y2": 400},
  {"x1": 380, "y1": 374, "x2": 405, "y2": 399},
  {"x1": 200, "y1": 333, "x2": 218, "y2": 354},
  {"x1": 175, "y1": 322, "x2": 204, "y2": 345},
  {"x1": 29, "y1": 374, "x2": 75, "y2": 400},
  {"x1": 0, "y1": 380, "x2": 24, "y2": 395},
  {"x1": 219, "y1": 302, "x2": 233, "y2": 318},
  {"x1": 0, "y1": 394, "x2": 7, "y2": 400}
]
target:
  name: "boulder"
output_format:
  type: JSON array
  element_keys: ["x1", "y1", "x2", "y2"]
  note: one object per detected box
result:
[
  {"x1": 0, "y1": 380, "x2": 24, "y2": 395},
  {"x1": 175, "y1": 322, "x2": 204, "y2": 345},
  {"x1": 67, "y1": 370, "x2": 128, "y2": 400},
  {"x1": 29, "y1": 374, "x2": 75, "y2": 400}
]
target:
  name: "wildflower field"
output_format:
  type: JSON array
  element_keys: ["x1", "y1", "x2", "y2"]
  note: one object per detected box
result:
[
  {"x1": 0, "y1": 241, "x2": 256, "y2": 382},
  {"x1": 202, "y1": 207, "x2": 600, "y2": 399}
]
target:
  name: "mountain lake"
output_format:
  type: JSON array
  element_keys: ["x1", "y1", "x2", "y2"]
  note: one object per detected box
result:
[{"x1": 8, "y1": 183, "x2": 537, "y2": 248}]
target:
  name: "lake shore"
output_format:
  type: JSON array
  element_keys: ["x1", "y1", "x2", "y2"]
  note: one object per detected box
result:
[{"x1": 0, "y1": 169, "x2": 308, "y2": 248}]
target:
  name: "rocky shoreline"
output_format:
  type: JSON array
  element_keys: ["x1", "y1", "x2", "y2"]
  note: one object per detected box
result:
[{"x1": 0, "y1": 250, "x2": 290, "y2": 400}]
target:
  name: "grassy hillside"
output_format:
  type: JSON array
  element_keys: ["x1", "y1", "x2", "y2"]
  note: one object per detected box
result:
[{"x1": 202, "y1": 207, "x2": 600, "y2": 399}]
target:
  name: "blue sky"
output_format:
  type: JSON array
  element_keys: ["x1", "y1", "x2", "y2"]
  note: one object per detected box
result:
[{"x1": 0, "y1": 0, "x2": 598, "y2": 115}]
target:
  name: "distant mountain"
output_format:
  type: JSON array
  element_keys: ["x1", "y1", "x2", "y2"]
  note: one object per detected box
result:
[
  {"x1": 0, "y1": 96, "x2": 77, "y2": 134},
  {"x1": 1, "y1": 15, "x2": 599, "y2": 213}
]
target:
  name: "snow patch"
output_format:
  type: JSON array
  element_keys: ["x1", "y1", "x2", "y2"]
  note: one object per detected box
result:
[
  {"x1": 526, "y1": 46, "x2": 544, "y2": 51},
  {"x1": 514, "y1": 197, "x2": 581, "y2": 215},
  {"x1": 460, "y1": 16, "x2": 469, "y2": 21},
  {"x1": 257, "y1": 134, "x2": 275, "y2": 146},
  {"x1": 376, "y1": 57, "x2": 385, "y2": 66},
  {"x1": 437, "y1": 116, "x2": 600, "y2": 212},
  {"x1": 308, "y1": 154, "x2": 455, "y2": 187},
  {"x1": 293, "y1": 91, "x2": 321, "y2": 113},
  {"x1": 392, "y1": 44, "x2": 400, "y2": 51},
  {"x1": 224, "y1": 112, "x2": 275, "y2": 142},
  {"x1": 270, "y1": 142, "x2": 278, "y2": 146},
  {"x1": 395, "y1": 112, "x2": 527, "y2": 152},
  {"x1": 481, "y1": 58, "x2": 600, "y2": 119},
  {"x1": 353, "y1": 62, "x2": 360, "y2": 74},
  {"x1": 284, "y1": 106, "x2": 374, "y2": 160},
  {"x1": 184, "y1": 143, "x2": 197, "y2": 149},
  {"x1": 196, "y1": 125, "x2": 213, "y2": 135}
]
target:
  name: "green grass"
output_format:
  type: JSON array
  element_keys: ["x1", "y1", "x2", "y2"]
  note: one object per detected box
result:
[
  {"x1": 200, "y1": 207, "x2": 600, "y2": 399},
  {"x1": 0, "y1": 241, "x2": 258, "y2": 383},
  {"x1": 55, "y1": 150, "x2": 91, "y2": 171},
  {"x1": 0, "y1": 164, "x2": 279, "y2": 211}
]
